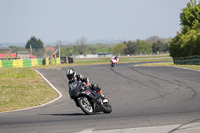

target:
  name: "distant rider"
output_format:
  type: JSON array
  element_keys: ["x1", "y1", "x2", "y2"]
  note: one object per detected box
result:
[
  {"x1": 66, "y1": 68, "x2": 106, "y2": 99},
  {"x1": 111, "y1": 56, "x2": 119, "y2": 63},
  {"x1": 110, "y1": 56, "x2": 119, "y2": 67}
]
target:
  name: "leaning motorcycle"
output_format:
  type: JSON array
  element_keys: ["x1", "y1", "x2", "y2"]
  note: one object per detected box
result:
[{"x1": 69, "y1": 81, "x2": 112, "y2": 115}]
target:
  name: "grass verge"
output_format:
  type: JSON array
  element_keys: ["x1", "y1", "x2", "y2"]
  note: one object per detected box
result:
[
  {"x1": 137, "y1": 62, "x2": 200, "y2": 71},
  {"x1": 0, "y1": 68, "x2": 58, "y2": 112}
]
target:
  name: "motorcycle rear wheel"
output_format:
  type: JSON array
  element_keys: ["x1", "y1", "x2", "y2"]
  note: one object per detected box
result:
[{"x1": 78, "y1": 97, "x2": 94, "y2": 115}]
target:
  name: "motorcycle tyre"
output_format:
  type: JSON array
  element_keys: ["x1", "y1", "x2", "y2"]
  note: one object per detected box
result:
[
  {"x1": 111, "y1": 63, "x2": 115, "y2": 67},
  {"x1": 78, "y1": 97, "x2": 94, "y2": 115},
  {"x1": 103, "y1": 100, "x2": 112, "y2": 114}
]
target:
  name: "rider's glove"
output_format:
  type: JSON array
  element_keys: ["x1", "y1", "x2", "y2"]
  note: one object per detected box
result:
[{"x1": 85, "y1": 82, "x2": 90, "y2": 86}]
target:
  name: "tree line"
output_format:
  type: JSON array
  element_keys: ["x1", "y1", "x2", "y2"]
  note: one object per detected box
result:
[
  {"x1": 8, "y1": 36, "x2": 44, "y2": 57},
  {"x1": 169, "y1": 0, "x2": 200, "y2": 58},
  {"x1": 113, "y1": 38, "x2": 169, "y2": 56},
  {"x1": 60, "y1": 36, "x2": 170, "y2": 56},
  {"x1": 8, "y1": 36, "x2": 170, "y2": 58}
]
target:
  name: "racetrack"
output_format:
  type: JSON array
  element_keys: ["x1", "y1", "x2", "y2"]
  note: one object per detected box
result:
[{"x1": 1, "y1": 63, "x2": 200, "y2": 133}]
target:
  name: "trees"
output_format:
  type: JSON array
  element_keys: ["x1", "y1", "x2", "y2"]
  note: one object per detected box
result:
[
  {"x1": 26, "y1": 36, "x2": 44, "y2": 49},
  {"x1": 68, "y1": 43, "x2": 113, "y2": 55},
  {"x1": 25, "y1": 36, "x2": 44, "y2": 57},
  {"x1": 123, "y1": 40, "x2": 152, "y2": 55},
  {"x1": 169, "y1": 0, "x2": 200, "y2": 57},
  {"x1": 60, "y1": 46, "x2": 74, "y2": 57},
  {"x1": 152, "y1": 40, "x2": 169, "y2": 54},
  {"x1": 170, "y1": 28, "x2": 200, "y2": 57},
  {"x1": 180, "y1": 0, "x2": 200, "y2": 30},
  {"x1": 136, "y1": 39, "x2": 152, "y2": 54},
  {"x1": 9, "y1": 46, "x2": 26, "y2": 53},
  {"x1": 145, "y1": 36, "x2": 161, "y2": 44},
  {"x1": 124, "y1": 41, "x2": 137, "y2": 55},
  {"x1": 113, "y1": 43, "x2": 125, "y2": 55}
]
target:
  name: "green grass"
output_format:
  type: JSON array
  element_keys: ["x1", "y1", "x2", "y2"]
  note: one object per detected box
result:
[{"x1": 0, "y1": 68, "x2": 58, "y2": 112}]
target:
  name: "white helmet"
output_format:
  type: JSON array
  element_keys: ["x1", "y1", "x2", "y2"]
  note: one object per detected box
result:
[{"x1": 66, "y1": 68, "x2": 76, "y2": 81}]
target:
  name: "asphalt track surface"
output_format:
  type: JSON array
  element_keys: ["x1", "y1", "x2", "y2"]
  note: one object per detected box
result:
[{"x1": 1, "y1": 63, "x2": 200, "y2": 133}]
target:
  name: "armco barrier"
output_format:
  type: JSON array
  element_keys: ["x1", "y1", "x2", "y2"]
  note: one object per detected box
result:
[
  {"x1": 45, "y1": 58, "x2": 49, "y2": 66},
  {"x1": 2, "y1": 60, "x2": 13, "y2": 68},
  {"x1": 52, "y1": 58, "x2": 60, "y2": 65},
  {"x1": 23, "y1": 60, "x2": 31, "y2": 67},
  {"x1": 52, "y1": 58, "x2": 56, "y2": 65},
  {"x1": 173, "y1": 56, "x2": 200, "y2": 65},
  {"x1": 13, "y1": 60, "x2": 23, "y2": 68},
  {"x1": 0, "y1": 58, "x2": 60, "y2": 68},
  {"x1": 57, "y1": 58, "x2": 60, "y2": 65},
  {"x1": 31, "y1": 59, "x2": 38, "y2": 67},
  {"x1": 38, "y1": 58, "x2": 42, "y2": 66}
]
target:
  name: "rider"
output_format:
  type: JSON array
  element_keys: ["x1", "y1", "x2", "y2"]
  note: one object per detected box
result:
[
  {"x1": 66, "y1": 68, "x2": 105, "y2": 99},
  {"x1": 111, "y1": 56, "x2": 119, "y2": 62}
]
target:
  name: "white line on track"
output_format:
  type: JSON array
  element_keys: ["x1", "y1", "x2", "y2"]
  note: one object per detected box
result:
[
  {"x1": 77, "y1": 123, "x2": 200, "y2": 133},
  {"x1": 0, "y1": 69, "x2": 63, "y2": 114}
]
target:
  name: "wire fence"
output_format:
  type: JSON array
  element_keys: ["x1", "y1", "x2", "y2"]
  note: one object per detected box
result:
[{"x1": 173, "y1": 55, "x2": 200, "y2": 65}]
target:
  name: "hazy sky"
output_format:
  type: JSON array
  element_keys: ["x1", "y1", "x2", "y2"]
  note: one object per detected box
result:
[{"x1": 0, "y1": 0, "x2": 189, "y2": 44}]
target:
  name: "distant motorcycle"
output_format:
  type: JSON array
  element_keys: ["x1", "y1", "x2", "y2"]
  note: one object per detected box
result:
[
  {"x1": 69, "y1": 81, "x2": 112, "y2": 115},
  {"x1": 111, "y1": 59, "x2": 117, "y2": 67}
]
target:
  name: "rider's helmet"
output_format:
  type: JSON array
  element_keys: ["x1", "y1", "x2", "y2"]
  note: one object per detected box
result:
[{"x1": 66, "y1": 68, "x2": 76, "y2": 81}]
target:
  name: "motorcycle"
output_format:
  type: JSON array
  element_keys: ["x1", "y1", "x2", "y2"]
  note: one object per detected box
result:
[
  {"x1": 69, "y1": 81, "x2": 112, "y2": 115},
  {"x1": 111, "y1": 59, "x2": 117, "y2": 67}
]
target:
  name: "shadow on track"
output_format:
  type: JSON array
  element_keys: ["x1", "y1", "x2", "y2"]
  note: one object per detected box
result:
[
  {"x1": 38, "y1": 113, "x2": 85, "y2": 116},
  {"x1": 38, "y1": 112, "x2": 103, "y2": 116}
]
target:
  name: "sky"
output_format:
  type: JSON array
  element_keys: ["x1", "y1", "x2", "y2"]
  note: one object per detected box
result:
[{"x1": 0, "y1": 0, "x2": 190, "y2": 44}]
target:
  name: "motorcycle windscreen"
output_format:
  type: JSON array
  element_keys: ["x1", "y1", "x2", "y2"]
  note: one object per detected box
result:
[{"x1": 69, "y1": 81, "x2": 82, "y2": 98}]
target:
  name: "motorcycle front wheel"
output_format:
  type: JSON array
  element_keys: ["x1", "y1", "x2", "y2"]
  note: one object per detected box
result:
[
  {"x1": 78, "y1": 97, "x2": 94, "y2": 115},
  {"x1": 103, "y1": 99, "x2": 112, "y2": 114}
]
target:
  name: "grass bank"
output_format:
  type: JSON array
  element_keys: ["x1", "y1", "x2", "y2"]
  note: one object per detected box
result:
[
  {"x1": 0, "y1": 68, "x2": 58, "y2": 112},
  {"x1": 137, "y1": 62, "x2": 200, "y2": 71}
]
